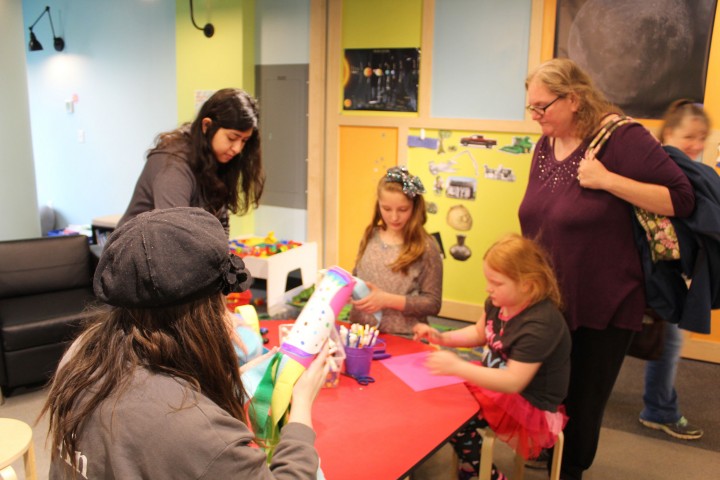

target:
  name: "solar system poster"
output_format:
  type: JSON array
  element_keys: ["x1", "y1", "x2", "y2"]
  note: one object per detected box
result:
[
  {"x1": 555, "y1": 0, "x2": 717, "y2": 119},
  {"x1": 342, "y1": 48, "x2": 420, "y2": 112}
]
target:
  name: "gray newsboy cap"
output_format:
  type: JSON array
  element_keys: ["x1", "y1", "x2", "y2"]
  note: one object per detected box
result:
[{"x1": 94, "y1": 207, "x2": 251, "y2": 308}]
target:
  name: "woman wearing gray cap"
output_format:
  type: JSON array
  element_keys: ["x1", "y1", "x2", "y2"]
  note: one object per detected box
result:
[{"x1": 42, "y1": 207, "x2": 329, "y2": 479}]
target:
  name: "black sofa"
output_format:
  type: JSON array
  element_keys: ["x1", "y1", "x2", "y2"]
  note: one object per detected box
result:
[{"x1": 0, "y1": 235, "x2": 97, "y2": 401}]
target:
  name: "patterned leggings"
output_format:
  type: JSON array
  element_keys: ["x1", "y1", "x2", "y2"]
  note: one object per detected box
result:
[{"x1": 450, "y1": 416, "x2": 507, "y2": 480}]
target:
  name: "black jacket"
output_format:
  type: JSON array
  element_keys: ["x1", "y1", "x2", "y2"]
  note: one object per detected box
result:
[{"x1": 640, "y1": 146, "x2": 720, "y2": 334}]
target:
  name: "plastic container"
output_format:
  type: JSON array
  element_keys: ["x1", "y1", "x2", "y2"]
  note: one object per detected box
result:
[
  {"x1": 278, "y1": 323, "x2": 346, "y2": 388},
  {"x1": 344, "y1": 346, "x2": 373, "y2": 377},
  {"x1": 227, "y1": 290, "x2": 252, "y2": 311}
]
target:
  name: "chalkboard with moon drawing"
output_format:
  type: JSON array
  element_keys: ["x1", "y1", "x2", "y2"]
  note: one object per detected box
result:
[{"x1": 554, "y1": 0, "x2": 717, "y2": 119}]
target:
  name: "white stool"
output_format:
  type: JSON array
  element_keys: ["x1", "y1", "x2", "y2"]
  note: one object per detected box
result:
[
  {"x1": 479, "y1": 428, "x2": 563, "y2": 480},
  {"x1": 240, "y1": 242, "x2": 318, "y2": 315},
  {"x1": 0, "y1": 418, "x2": 37, "y2": 480},
  {"x1": 1, "y1": 466, "x2": 18, "y2": 480}
]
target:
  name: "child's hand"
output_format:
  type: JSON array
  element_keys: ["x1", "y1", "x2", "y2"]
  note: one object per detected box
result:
[
  {"x1": 425, "y1": 349, "x2": 463, "y2": 376},
  {"x1": 413, "y1": 323, "x2": 442, "y2": 344},
  {"x1": 293, "y1": 342, "x2": 331, "y2": 404},
  {"x1": 351, "y1": 281, "x2": 385, "y2": 313},
  {"x1": 288, "y1": 342, "x2": 331, "y2": 428}
]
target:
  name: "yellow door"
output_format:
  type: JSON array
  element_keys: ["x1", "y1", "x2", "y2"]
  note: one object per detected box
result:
[{"x1": 338, "y1": 126, "x2": 398, "y2": 271}]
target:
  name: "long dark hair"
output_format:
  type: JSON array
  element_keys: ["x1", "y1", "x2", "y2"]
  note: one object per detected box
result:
[
  {"x1": 155, "y1": 88, "x2": 265, "y2": 216},
  {"x1": 41, "y1": 293, "x2": 247, "y2": 470}
]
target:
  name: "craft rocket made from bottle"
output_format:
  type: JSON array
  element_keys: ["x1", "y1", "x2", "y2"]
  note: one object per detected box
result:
[
  {"x1": 278, "y1": 266, "x2": 355, "y2": 366},
  {"x1": 249, "y1": 266, "x2": 355, "y2": 455}
]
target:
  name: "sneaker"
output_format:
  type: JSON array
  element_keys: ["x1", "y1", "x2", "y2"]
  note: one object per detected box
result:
[
  {"x1": 524, "y1": 448, "x2": 550, "y2": 469},
  {"x1": 639, "y1": 416, "x2": 704, "y2": 440}
]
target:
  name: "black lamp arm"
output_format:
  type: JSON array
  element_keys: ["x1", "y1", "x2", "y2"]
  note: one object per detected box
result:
[
  {"x1": 189, "y1": 0, "x2": 214, "y2": 38},
  {"x1": 29, "y1": 6, "x2": 50, "y2": 32}
]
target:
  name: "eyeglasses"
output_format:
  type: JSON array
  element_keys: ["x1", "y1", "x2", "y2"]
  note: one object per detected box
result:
[{"x1": 526, "y1": 96, "x2": 562, "y2": 116}]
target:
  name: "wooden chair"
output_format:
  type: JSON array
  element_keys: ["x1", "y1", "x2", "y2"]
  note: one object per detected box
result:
[
  {"x1": 479, "y1": 428, "x2": 564, "y2": 480},
  {"x1": 0, "y1": 418, "x2": 37, "y2": 480}
]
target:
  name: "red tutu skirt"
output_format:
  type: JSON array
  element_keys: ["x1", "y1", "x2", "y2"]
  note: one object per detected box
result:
[{"x1": 466, "y1": 382, "x2": 568, "y2": 460}]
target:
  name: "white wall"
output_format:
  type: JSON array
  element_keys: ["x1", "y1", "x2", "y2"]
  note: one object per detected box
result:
[
  {"x1": 256, "y1": 0, "x2": 310, "y2": 65},
  {"x1": 23, "y1": 0, "x2": 178, "y2": 229},
  {"x1": 0, "y1": 0, "x2": 41, "y2": 241},
  {"x1": 15, "y1": 0, "x2": 309, "y2": 240}
]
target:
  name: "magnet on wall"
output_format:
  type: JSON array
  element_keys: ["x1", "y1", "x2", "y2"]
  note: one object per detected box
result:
[
  {"x1": 450, "y1": 234, "x2": 472, "y2": 261},
  {"x1": 430, "y1": 231, "x2": 445, "y2": 259},
  {"x1": 445, "y1": 177, "x2": 477, "y2": 200},
  {"x1": 447, "y1": 204, "x2": 472, "y2": 231},
  {"x1": 483, "y1": 164, "x2": 516, "y2": 182},
  {"x1": 429, "y1": 158, "x2": 458, "y2": 175},
  {"x1": 433, "y1": 175, "x2": 444, "y2": 195}
]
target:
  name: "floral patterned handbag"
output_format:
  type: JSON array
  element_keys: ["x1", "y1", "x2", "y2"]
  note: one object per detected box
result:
[{"x1": 588, "y1": 116, "x2": 681, "y2": 262}]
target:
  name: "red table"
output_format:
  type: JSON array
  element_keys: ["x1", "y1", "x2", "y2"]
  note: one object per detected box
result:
[{"x1": 262, "y1": 320, "x2": 479, "y2": 480}]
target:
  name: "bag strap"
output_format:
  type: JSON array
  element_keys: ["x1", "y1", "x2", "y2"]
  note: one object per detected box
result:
[{"x1": 587, "y1": 115, "x2": 632, "y2": 156}]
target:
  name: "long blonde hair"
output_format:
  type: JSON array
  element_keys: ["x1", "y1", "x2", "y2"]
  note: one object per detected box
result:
[
  {"x1": 526, "y1": 58, "x2": 619, "y2": 140},
  {"x1": 484, "y1": 233, "x2": 562, "y2": 308},
  {"x1": 356, "y1": 174, "x2": 431, "y2": 274}
]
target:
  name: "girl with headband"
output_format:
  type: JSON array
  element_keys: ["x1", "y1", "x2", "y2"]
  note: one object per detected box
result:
[{"x1": 349, "y1": 166, "x2": 443, "y2": 335}]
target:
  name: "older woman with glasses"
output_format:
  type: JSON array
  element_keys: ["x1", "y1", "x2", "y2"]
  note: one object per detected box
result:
[{"x1": 518, "y1": 58, "x2": 695, "y2": 480}]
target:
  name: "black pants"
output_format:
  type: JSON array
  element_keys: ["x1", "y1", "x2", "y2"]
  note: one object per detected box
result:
[
  {"x1": 559, "y1": 326, "x2": 634, "y2": 480},
  {"x1": 451, "y1": 417, "x2": 506, "y2": 480}
]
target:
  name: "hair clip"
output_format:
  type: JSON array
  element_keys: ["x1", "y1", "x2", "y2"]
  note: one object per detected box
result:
[{"x1": 386, "y1": 166, "x2": 426, "y2": 198}]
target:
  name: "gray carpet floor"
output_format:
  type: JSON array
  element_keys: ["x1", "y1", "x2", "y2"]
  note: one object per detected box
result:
[{"x1": 605, "y1": 354, "x2": 719, "y2": 453}]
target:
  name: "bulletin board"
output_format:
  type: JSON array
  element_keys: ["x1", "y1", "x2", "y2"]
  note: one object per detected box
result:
[{"x1": 407, "y1": 128, "x2": 539, "y2": 306}]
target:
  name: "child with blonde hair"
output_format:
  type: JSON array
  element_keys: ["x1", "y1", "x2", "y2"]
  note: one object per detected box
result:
[
  {"x1": 350, "y1": 166, "x2": 443, "y2": 335},
  {"x1": 638, "y1": 99, "x2": 712, "y2": 440},
  {"x1": 414, "y1": 233, "x2": 570, "y2": 480}
]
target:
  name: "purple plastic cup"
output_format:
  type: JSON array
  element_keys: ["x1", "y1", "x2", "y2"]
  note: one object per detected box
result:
[{"x1": 344, "y1": 346, "x2": 373, "y2": 377}]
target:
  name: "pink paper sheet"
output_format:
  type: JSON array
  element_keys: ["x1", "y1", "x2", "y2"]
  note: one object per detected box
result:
[{"x1": 379, "y1": 351, "x2": 465, "y2": 391}]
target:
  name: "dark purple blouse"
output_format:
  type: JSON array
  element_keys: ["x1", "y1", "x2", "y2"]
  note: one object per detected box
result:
[{"x1": 519, "y1": 123, "x2": 694, "y2": 332}]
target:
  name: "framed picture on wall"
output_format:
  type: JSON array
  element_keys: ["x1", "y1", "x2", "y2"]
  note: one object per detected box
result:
[
  {"x1": 554, "y1": 0, "x2": 717, "y2": 119},
  {"x1": 342, "y1": 48, "x2": 420, "y2": 112}
]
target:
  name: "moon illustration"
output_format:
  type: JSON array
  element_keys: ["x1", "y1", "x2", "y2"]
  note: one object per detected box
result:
[{"x1": 567, "y1": 0, "x2": 695, "y2": 117}]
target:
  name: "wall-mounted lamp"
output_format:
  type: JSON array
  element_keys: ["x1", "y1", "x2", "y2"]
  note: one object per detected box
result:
[
  {"x1": 28, "y1": 6, "x2": 65, "y2": 52},
  {"x1": 190, "y1": 0, "x2": 214, "y2": 38}
]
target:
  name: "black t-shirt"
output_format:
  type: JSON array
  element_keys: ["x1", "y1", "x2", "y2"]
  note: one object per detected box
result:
[{"x1": 483, "y1": 298, "x2": 571, "y2": 412}]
